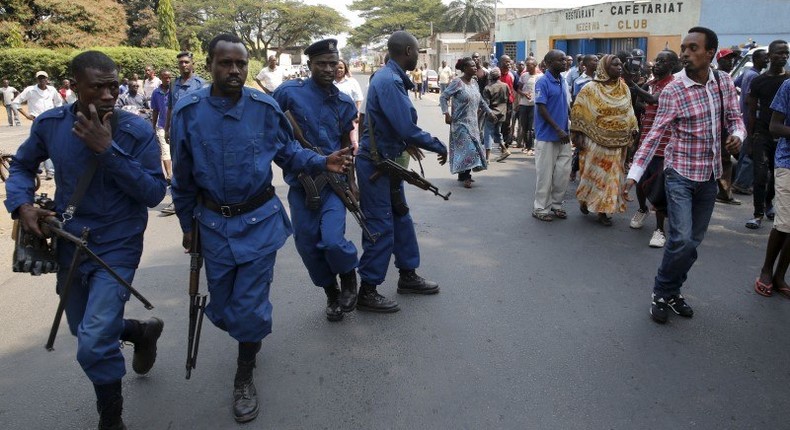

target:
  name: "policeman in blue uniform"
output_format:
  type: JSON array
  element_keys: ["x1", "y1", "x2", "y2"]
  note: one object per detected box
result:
[
  {"x1": 355, "y1": 31, "x2": 449, "y2": 313},
  {"x1": 170, "y1": 34, "x2": 353, "y2": 424},
  {"x1": 161, "y1": 51, "x2": 207, "y2": 214},
  {"x1": 5, "y1": 51, "x2": 167, "y2": 430},
  {"x1": 272, "y1": 39, "x2": 360, "y2": 322}
]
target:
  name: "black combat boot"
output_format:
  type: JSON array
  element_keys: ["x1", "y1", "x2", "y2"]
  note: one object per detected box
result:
[
  {"x1": 397, "y1": 269, "x2": 440, "y2": 294},
  {"x1": 122, "y1": 317, "x2": 164, "y2": 375},
  {"x1": 323, "y1": 282, "x2": 343, "y2": 322},
  {"x1": 356, "y1": 282, "x2": 400, "y2": 313},
  {"x1": 233, "y1": 342, "x2": 261, "y2": 423},
  {"x1": 94, "y1": 381, "x2": 126, "y2": 430},
  {"x1": 338, "y1": 270, "x2": 358, "y2": 313}
]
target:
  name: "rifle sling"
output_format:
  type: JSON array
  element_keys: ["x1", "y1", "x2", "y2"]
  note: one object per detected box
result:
[{"x1": 63, "y1": 109, "x2": 121, "y2": 223}]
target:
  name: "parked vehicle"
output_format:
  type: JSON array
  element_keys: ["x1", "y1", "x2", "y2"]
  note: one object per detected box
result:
[
  {"x1": 426, "y1": 69, "x2": 439, "y2": 92},
  {"x1": 730, "y1": 45, "x2": 790, "y2": 81}
]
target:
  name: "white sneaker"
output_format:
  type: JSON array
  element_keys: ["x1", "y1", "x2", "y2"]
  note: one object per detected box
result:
[
  {"x1": 630, "y1": 209, "x2": 648, "y2": 229},
  {"x1": 649, "y1": 229, "x2": 666, "y2": 248}
]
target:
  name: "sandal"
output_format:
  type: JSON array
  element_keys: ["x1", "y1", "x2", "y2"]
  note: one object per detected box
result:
[
  {"x1": 532, "y1": 211, "x2": 553, "y2": 222},
  {"x1": 463, "y1": 179, "x2": 472, "y2": 188},
  {"x1": 597, "y1": 213, "x2": 613, "y2": 226},
  {"x1": 579, "y1": 203, "x2": 589, "y2": 215},
  {"x1": 551, "y1": 208, "x2": 567, "y2": 219},
  {"x1": 754, "y1": 278, "x2": 773, "y2": 297},
  {"x1": 745, "y1": 217, "x2": 762, "y2": 230},
  {"x1": 775, "y1": 283, "x2": 790, "y2": 299}
]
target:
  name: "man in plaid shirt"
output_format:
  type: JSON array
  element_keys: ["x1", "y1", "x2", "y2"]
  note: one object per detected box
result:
[{"x1": 623, "y1": 27, "x2": 745, "y2": 324}]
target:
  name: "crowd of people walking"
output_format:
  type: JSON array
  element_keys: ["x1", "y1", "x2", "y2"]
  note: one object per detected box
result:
[{"x1": 3, "y1": 23, "x2": 790, "y2": 429}]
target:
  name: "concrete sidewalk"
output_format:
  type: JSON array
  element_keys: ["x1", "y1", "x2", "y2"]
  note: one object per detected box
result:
[{"x1": 0, "y1": 121, "x2": 32, "y2": 155}]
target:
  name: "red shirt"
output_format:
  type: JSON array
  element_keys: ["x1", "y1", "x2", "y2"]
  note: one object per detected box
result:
[
  {"x1": 639, "y1": 75, "x2": 674, "y2": 158},
  {"x1": 500, "y1": 69, "x2": 515, "y2": 104}
]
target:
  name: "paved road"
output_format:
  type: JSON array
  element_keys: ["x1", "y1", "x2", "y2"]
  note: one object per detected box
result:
[{"x1": 0, "y1": 76, "x2": 787, "y2": 429}]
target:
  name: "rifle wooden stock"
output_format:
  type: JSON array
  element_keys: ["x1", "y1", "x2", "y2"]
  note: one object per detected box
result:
[
  {"x1": 370, "y1": 158, "x2": 451, "y2": 201},
  {"x1": 283, "y1": 110, "x2": 380, "y2": 243},
  {"x1": 185, "y1": 223, "x2": 206, "y2": 380}
]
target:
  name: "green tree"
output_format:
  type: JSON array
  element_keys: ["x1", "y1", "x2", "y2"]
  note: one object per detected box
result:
[
  {"x1": 158, "y1": 0, "x2": 179, "y2": 50},
  {"x1": 118, "y1": 0, "x2": 159, "y2": 47},
  {"x1": 0, "y1": 0, "x2": 128, "y2": 48},
  {"x1": 443, "y1": 0, "x2": 495, "y2": 35},
  {"x1": 174, "y1": 0, "x2": 348, "y2": 61},
  {"x1": 347, "y1": 0, "x2": 448, "y2": 48},
  {"x1": 0, "y1": 21, "x2": 25, "y2": 48}
]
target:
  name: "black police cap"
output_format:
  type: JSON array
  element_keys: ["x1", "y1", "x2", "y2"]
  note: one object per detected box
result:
[{"x1": 304, "y1": 39, "x2": 339, "y2": 58}]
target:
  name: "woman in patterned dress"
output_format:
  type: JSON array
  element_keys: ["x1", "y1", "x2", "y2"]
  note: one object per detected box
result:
[
  {"x1": 571, "y1": 55, "x2": 639, "y2": 225},
  {"x1": 440, "y1": 57, "x2": 496, "y2": 188}
]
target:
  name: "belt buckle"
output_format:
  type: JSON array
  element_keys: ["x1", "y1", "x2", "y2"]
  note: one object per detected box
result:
[{"x1": 220, "y1": 205, "x2": 232, "y2": 217}]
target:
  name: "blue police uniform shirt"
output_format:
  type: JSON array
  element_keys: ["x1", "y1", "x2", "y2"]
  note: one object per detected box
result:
[
  {"x1": 168, "y1": 74, "x2": 206, "y2": 109},
  {"x1": 360, "y1": 60, "x2": 447, "y2": 160},
  {"x1": 534, "y1": 71, "x2": 570, "y2": 142},
  {"x1": 170, "y1": 86, "x2": 327, "y2": 264},
  {"x1": 4, "y1": 104, "x2": 167, "y2": 268},
  {"x1": 272, "y1": 78, "x2": 357, "y2": 186}
]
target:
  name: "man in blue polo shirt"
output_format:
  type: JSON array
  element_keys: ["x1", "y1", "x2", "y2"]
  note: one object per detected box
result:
[{"x1": 532, "y1": 49, "x2": 571, "y2": 222}]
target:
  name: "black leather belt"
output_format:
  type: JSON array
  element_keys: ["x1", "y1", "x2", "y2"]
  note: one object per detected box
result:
[{"x1": 201, "y1": 186, "x2": 276, "y2": 217}]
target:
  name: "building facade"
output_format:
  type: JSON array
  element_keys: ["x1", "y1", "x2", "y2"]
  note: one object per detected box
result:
[{"x1": 495, "y1": 0, "x2": 790, "y2": 62}]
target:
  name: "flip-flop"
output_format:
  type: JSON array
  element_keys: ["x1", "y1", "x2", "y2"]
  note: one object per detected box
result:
[
  {"x1": 775, "y1": 284, "x2": 790, "y2": 299},
  {"x1": 754, "y1": 278, "x2": 773, "y2": 297}
]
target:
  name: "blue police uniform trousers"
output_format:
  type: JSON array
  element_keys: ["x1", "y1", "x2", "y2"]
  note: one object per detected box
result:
[
  {"x1": 287, "y1": 186, "x2": 358, "y2": 288},
  {"x1": 203, "y1": 249, "x2": 276, "y2": 343},
  {"x1": 59, "y1": 264, "x2": 135, "y2": 385},
  {"x1": 356, "y1": 155, "x2": 420, "y2": 286}
]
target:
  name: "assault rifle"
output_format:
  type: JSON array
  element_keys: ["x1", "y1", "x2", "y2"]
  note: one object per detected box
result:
[
  {"x1": 39, "y1": 216, "x2": 154, "y2": 351},
  {"x1": 369, "y1": 158, "x2": 451, "y2": 201},
  {"x1": 284, "y1": 110, "x2": 380, "y2": 243},
  {"x1": 185, "y1": 222, "x2": 206, "y2": 379}
]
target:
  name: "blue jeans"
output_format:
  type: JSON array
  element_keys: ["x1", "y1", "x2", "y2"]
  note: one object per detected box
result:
[
  {"x1": 732, "y1": 137, "x2": 753, "y2": 190},
  {"x1": 653, "y1": 169, "x2": 718, "y2": 299},
  {"x1": 483, "y1": 119, "x2": 503, "y2": 150}
]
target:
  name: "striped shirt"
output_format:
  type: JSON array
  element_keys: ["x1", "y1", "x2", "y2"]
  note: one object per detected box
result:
[{"x1": 628, "y1": 69, "x2": 745, "y2": 183}]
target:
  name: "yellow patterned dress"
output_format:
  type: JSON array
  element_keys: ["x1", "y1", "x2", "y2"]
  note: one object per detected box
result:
[{"x1": 571, "y1": 63, "x2": 638, "y2": 214}]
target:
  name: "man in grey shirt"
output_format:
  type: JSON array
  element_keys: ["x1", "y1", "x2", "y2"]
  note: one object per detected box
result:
[{"x1": 1, "y1": 79, "x2": 21, "y2": 126}]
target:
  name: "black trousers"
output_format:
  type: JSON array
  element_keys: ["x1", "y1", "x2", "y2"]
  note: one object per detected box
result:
[
  {"x1": 752, "y1": 132, "x2": 777, "y2": 217},
  {"x1": 518, "y1": 105, "x2": 535, "y2": 149},
  {"x1": 501, "y1": 102, "x2": 513, "y2": 145}
]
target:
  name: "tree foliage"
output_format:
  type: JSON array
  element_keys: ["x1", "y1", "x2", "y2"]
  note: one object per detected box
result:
[
  {"x1": 0, "y1": 0, "x2": 128, "y2": 48},
  {"x1": 117, "y1": 0, "x2": 159, "y2": 47},
  {"x1": 157, "y1": 0, "x2": 179, "y2": 50},
  {"x1": 174, "y1": 0, "x2": 349, "y2": 62},
  {"x1": 347, "y1": 0, "x2": 448, "y2": 48},
  {"x1": 443, "y1": 0, "x2": 495, "y2": 35}
]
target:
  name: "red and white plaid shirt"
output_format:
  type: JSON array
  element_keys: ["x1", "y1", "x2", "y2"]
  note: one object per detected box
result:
[{"x1": 628, "y1": 69, "x2": 745, "y2": 183}]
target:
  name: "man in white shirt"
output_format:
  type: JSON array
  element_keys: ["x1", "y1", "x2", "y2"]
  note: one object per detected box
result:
[
  {"x1": 141, "y1": 65, "x2": 162, "y2": 99},
  {"x1": 438, "y1": 60, "x2": 453, "y2": 94},
  {"x1": 13, "y1": 71, "x2": 63, "y2": 179},
  {"x1": 1, "y1": 79, "x2": 21, "y2": 126},
  {"x1": 13, "y1": 71, "x2": 63, "y2": 120},
  {"x1": 254, "y1": 55, "x2": 286, "y2": 94}
]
